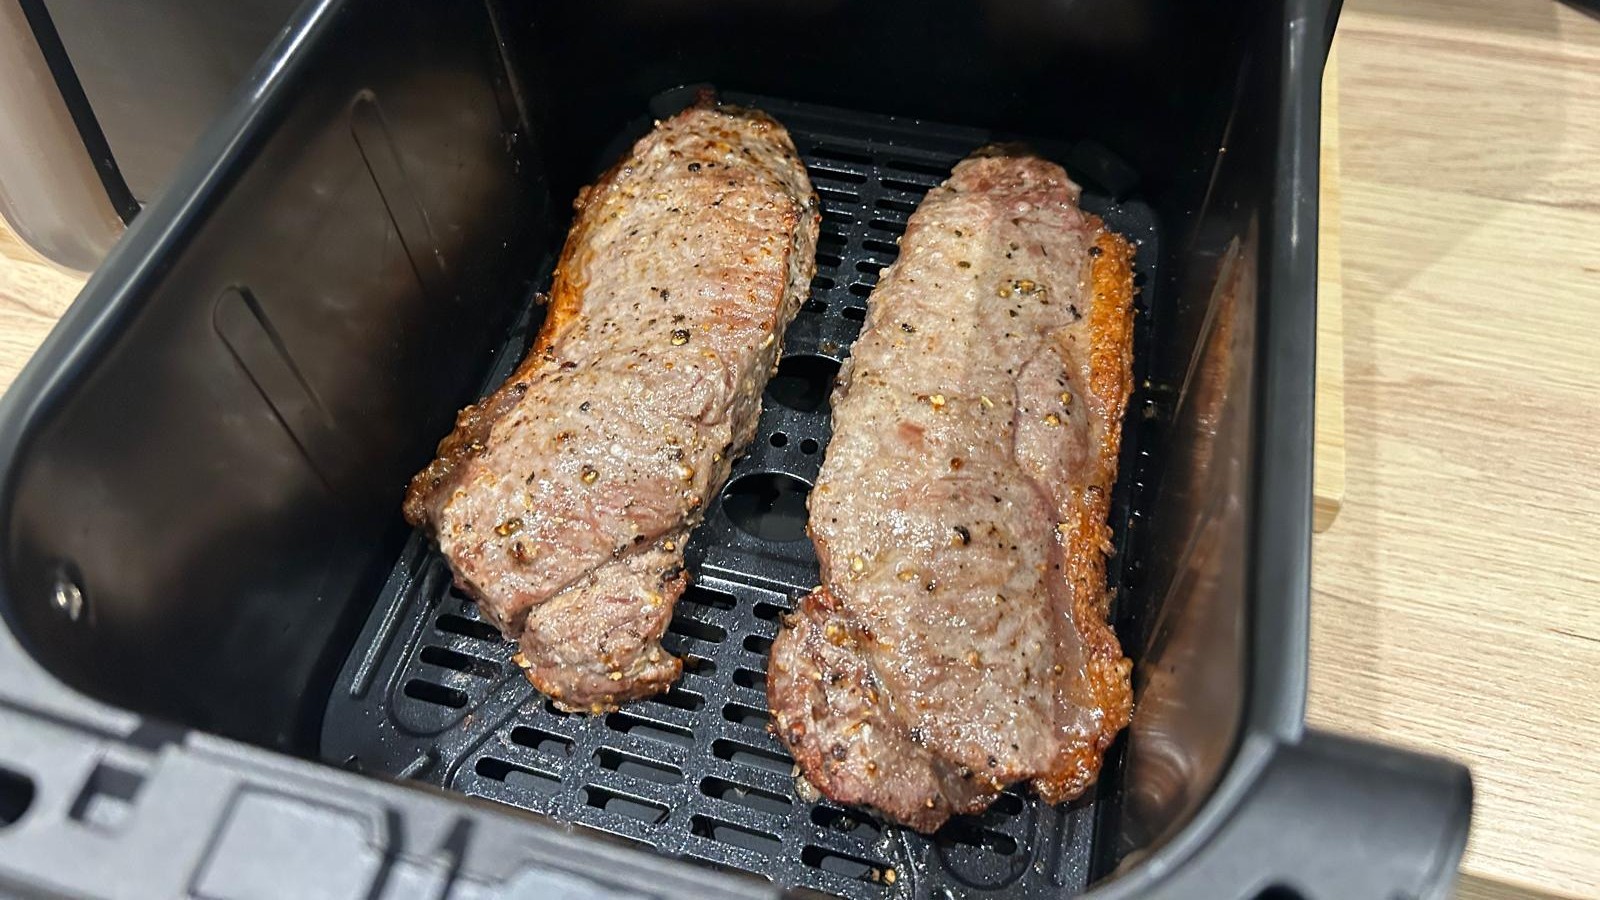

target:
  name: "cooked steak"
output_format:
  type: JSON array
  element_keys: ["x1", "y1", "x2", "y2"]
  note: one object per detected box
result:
[
  {"x1": 404, "y1": 103, "x2": 818, "y2": 712},
  {"x1": 768, "y1": 148, "x2": 1134, "y2": 832}
]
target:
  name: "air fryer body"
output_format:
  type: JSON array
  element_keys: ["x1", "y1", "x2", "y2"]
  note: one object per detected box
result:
[{"x1": 0, "y1": 2, "x2": 1471, "y2": 898}]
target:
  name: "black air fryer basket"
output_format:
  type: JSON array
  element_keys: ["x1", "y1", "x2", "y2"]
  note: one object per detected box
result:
[{"x1": 0, "y1": 2, "x2": 1471, "y2": 898}]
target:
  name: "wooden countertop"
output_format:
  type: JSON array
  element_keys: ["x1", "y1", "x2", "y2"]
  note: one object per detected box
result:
[
  {"x1": 2, "y1": 0, "x2": 1597, "y2": 895},
  {"x1": 0, "y1": 223, "x2": 81, "y2": 398},
  {"x1": 1308, "y1": 1, "x2": 1600, "y2": 897}
]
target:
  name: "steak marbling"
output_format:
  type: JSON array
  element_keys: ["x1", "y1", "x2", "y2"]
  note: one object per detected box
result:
[
  {"x1": 768, "y1": 149, "x2": 1133, "y2": 832},
  {"x1": 405, "y1": 103, "x2": 818, "y2": 712}
]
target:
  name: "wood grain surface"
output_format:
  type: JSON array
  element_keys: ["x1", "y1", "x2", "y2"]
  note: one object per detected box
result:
[
  {"x1": 1308, "y1": 1, "x2": 1600, "y2": 897},
  {"x1": 0, "y1": 216, "x2": 82, "y2": 397},
  {"x1": 0, "y1": 1, "x2": 1596, "y2": 895}
]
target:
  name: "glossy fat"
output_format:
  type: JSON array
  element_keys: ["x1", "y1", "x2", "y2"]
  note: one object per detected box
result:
[{"x1": 768, "y1": 150, "x2": 1133, "y2": 832}]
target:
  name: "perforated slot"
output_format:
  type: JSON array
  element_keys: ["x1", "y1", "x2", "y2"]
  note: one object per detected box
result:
[
  {"x1": 940, "y1": 818, "x2": 1020, "y2": 856},
  {"x1": 419, "y1": 645, "x2": 501, "y2": 678},
  {"x1": 721, "y1": 700, "x2": 770, "y2": 730},
  {"x1": 816, "y1": 185, "x2": 861, "y2": 205},
  {"x1": 539, "y1": 697, "x2": 573, "y2": 718},
  {"x1": 585, "y1": 785, "x2": 670, "y2": 825},
  {"x1": 606, "y1": 711, "x2": 694, "y2": 748},
  {"x1": 510, "y1": 726, "x2": 573, "y2": 758},
  {"x1": 702, "y1": 776, "x2": 792, "y2": 816},
  {"x1": 683, "y1": 585, "x2": 736, "y2": 611},
  {"x1": 874, "y1": 196, "x2": 917, "y2": 215},
  {"x1": 807, "y1": 145, "x2": 872, "y2": 165},
  {"x1": 859, "y1": 238, "x2": 900, "y2": 259},
  {"x1": 802, "y1": 844, "x2": 894, "y2": 884},
  {"x1": 668, "y1": 614, "x2": 727, "y2": 645},
  {"x1": 642, "y1": 686, "x2": 706, "y2": 713},
  {"x1": 435, "y1": 613, "x2": 500, "y2": 642},
  {"x1": 595, "y1": 748, "x2": 684, "y2": 786},
  {"x1": 657, "y1": 643, "x2": 717, "y2": 685},
  {"x1": 403, "y1": 678, "x2": 468, "y2": 709},
  {"x1": 712, "y1": 738, "x2": 792, "y2": 775},
  {"x1": 691, "y1": 815, "x2": 782, "y2": 855},
  {"x1": 679, "y1": 655, "x2": 718, "y2": 676},
  {"x1": 809, "y1": 165, "x2": 869, "y2": 185},
  {"x1": 880, "y1": 176, "x2": 935, "y2": 195},
  {"x1": 883, "y1": 157, "x2": 954, "y2": 178},
  {"x1": 475, "y1": 757, "x2": 560, "y2": 793},
  {"x1": 812, "y1": 805, "x2": 883, "y2": 842}
]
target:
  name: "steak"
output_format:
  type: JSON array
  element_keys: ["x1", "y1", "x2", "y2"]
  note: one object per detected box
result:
[
  {"x1": 404, "y1": 103, "x2": 818, "y2": 712},
  {"x1": 768, "y1": 148, "x2": 1134, "y2": 832}
]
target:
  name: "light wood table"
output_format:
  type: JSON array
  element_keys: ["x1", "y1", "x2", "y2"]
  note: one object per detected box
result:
[
  {"x1": 0, "y1": 219, "x2": 81, "y2": 397},
  {"x1": 2, "y1": 1, "x2": 1597, "y2": 896},
  {"x1": 1308, "y1": 1, "x2": 1600, "y2": 898}
]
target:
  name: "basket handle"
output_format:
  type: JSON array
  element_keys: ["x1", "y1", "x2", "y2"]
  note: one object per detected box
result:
[{"x1": 1132, "y1": 729, "x2": 1473, "y2": 900}]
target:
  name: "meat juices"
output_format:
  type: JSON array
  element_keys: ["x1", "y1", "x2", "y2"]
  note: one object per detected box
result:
[
  {"x1": 768, "y1": 149, "x2": 1134, "y2": 832},
  {"x1": 404, "y1": 103, "x2": 818, "y2": 712}
]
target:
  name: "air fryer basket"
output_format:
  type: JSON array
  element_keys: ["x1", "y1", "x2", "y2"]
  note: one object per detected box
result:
[
  {"x1": 0, "y1": 2, "x2": 1471, "y2": 899},
  {"x1": 319, "y1": 92, "x2": 1163, "y2": 899}
]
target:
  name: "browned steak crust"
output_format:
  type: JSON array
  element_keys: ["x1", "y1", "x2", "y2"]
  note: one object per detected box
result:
[
  {"x1": 405, "y1": 103, "x2": 818, "y2": 711},
  {"x1": 768, "y1": 149, "x2": 1133, "y2": 832}
]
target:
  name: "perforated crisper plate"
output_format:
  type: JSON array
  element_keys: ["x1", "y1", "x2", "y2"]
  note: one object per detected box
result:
[{"x1": 323, "y1": 91, "x2": 1162, "y2": 900}]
